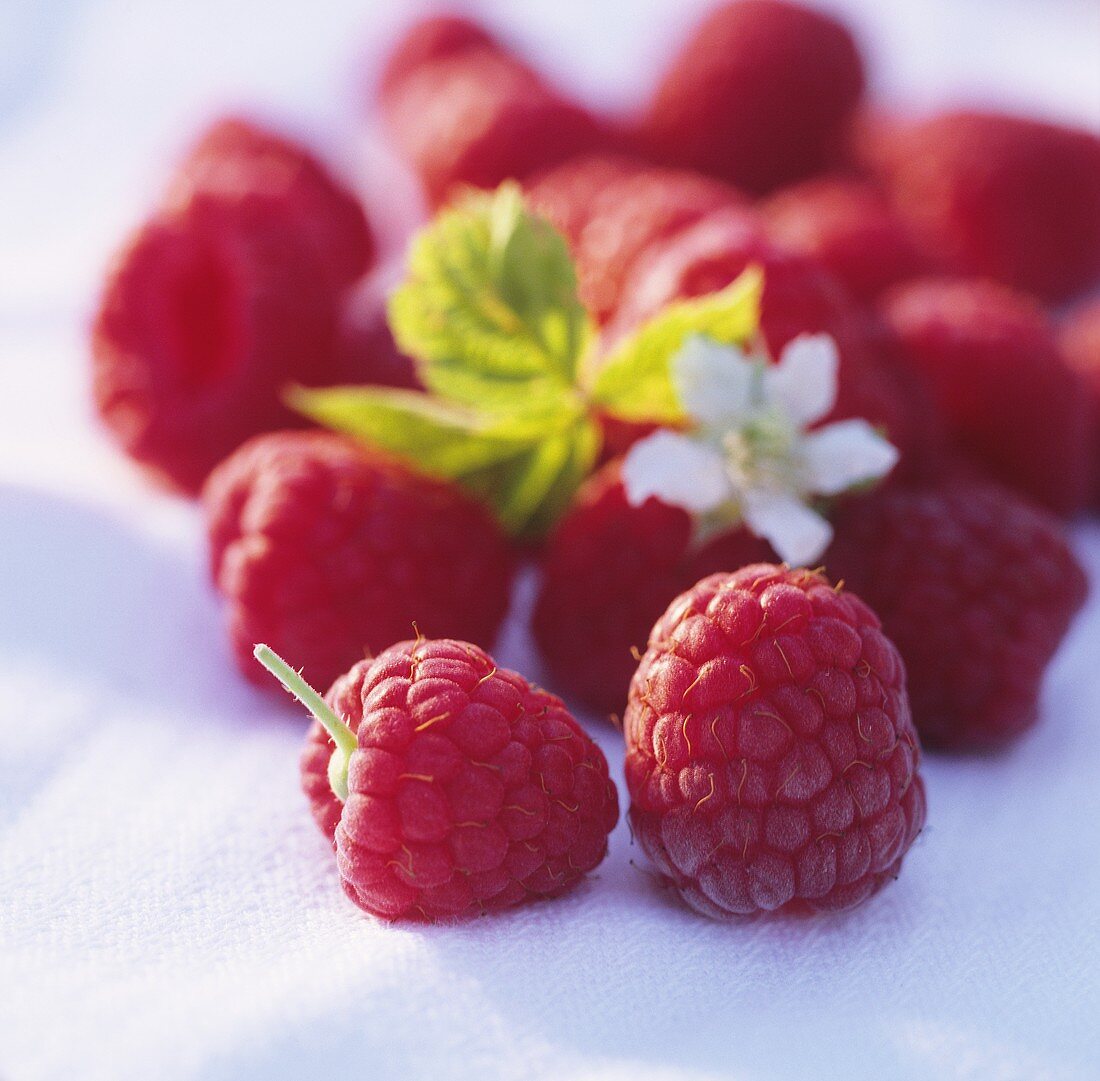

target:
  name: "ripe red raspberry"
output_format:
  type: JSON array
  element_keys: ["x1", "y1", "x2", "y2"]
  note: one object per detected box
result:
[
  {"x1": 527, "y1": 155, "x2": 745, "y2": 323},
  {"x1": 92, "y1": 194, "x2": 343, "y2": 493},
  {"x1": 534, "y1": 462, "x2": 774, "y2": 716},
  {"x1": 261, "y1": 640, "x2": 619, "y2": 922},
  {"x1": 168, "y1": 117, "x2": 376, "y2": 288},
  {"x1": 204, "y1": 431, "x2": 514, "y2": 692},
  {"x1": 880, "y1": 278, "x2": 1094, "y2": 517},
  {"x1": 380, "y1": 47, "x2": 613, "y2": 207},
  {"x1": 639, "y1": 0, "x2": 865, "y2": 195},
  {"x1": 376, "y1": 14, "x2": 500, "y2": 101},
  {"x1": 826, "y1": 476, "x2": 1087, "y2": 750},
  {"x1": 1060, "y1": 300, "x2": 1100, "y2": 508},
  {"x1": 761, "y1": 176, "x2": 929, "y2": 302},
  {"x1": 625, "y1": 564, "x2": 926, "y2": 917},
  {"x1": 858, "y1": 110, "x2": 1100, "y2": 302},
  {"x1": 608, "y1": 209, "x2": 930, "y2": 473},
  {"x1": 332, "y1": 286, "x2": 421, "y2": 390}
]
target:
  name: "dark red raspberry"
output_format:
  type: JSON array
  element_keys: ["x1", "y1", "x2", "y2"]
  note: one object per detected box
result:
[
  {"x1": 168, "y1": 117, "x2": 376, "y2": 287},
  {"x1": 608, "y1": 208, "x2": 928, "y2": 473},
  {"x1": 527, "y1": 155, "x2": 745, "y2": 323},
  {"x1": 761, "y1": 176, "x2": 929, "y2": 302},
  {"x1": 625, "y1": 564, "x2": 926, "y2": 917},
  {"x1": 377, "y1": 14, "x2": 500, "y2": 101},
  {"x1": 880, "y1": 278, "x2": 1094, "y2": 517},
  {"x1": 1060, "y1": 300, "x2": 1100, "y2": 508},
  {"x1": 638, "y1": 0, "x2": 865, "y2": 195},
  {"x1": 827, "y1": 476, "x2": 1087, "y2": 750},
  {"x1": 380, "y1": 47, "x2": 613, "y2": 207},
  {"x1": 858, "y1": 110, "x2": 1100, "y2": 302},
  {"x1": 92, "y1": 195, "x2": 342, "y2": 493},
  {"x1": 275, "y1": 639, "x2": 619, "y2": 921},
  {"x1": 332, "y1": 286, "x2": 421, "y2": 390},
  {"x1": 534, "y1": 462, "x2": 774, "y2": 716},
  {"x1": 204, "y1": 431, "x2": 515, "y2": 691}
]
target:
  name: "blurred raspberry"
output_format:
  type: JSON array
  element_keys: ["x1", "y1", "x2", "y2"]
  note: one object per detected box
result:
[
  {"x1": 204, "y1": 430, "x2": 515, "y2": 691},
  {"x1": 880, "y1": 277, "x2": 1094, "y2": 516},
  {"x1": 625, "y1": 564, "x2": 926, "y2": 917},
  {"x1": 377, "y1": 13, "x2": 501, "y2": 101},
  {"x1": 857, "y1": 110, "x2": 1100, "y2": 302},
  {"x1": 92, "y1": 195, "x2": 342, "y2": 493},
  {"x1": 1060, "y1": 300, "x2": 1100, "y2": 507},
  {"x1": 528, "y1": 155, "x2": 745, "y2": 322},
  {"x1": 534, "y1": 461, "x2": 774, "y2": 716},
  {"x1": 608, "y1": 208, "x2": 931, "y2": 474},
  {"x1": 827, "y1": 476, "x2": 1087, "y2": 749},
  {"x1": 761, "y1": 176, "x2": 929, "y2": 301},
  {"x1": 380, "y1": 46, "x2": 615, "y2": 206},
  {"x1": 169, "y1": 116, "x2": 375, "y2": 287},
  {"x1": 332, "y1": 286, "x2": 421, "y2": 389},
  {"x1": 638, "y1": 0, "x2": 865, "y2": 195},
  {"x1": 303, "y1": 638, "x2": 619, "y2": 921}
]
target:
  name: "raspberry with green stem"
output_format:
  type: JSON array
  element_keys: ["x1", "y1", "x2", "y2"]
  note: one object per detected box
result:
[{"x1": 253, "y1": 643, "x2": 356, "y2": 801}]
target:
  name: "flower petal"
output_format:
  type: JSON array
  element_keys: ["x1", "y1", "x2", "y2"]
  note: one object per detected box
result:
[
  {"x1": 801, "y1": 419, "x2": 899, "y2": 495},
  {"x1": 621, "y1": 430, "x2": 733, "y2": 513},
  {"x1": 764, "y1": 334, "x2": 839, "y2": 426},
  {"x1": 742, "y1": 488, "x2": 834, "y2": 566},
  {"x1": 672, "y1": 335, "x2": 756, "y2": 425}
]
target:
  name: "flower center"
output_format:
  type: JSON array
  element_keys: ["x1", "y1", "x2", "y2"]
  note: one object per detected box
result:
[{"x1": 720, "y1": 407, "x2": 803, "y2": 496}]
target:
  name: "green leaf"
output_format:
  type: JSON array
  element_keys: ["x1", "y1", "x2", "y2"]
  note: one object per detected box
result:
[
  {"x1": 388, "y1": 182, "x2": 594, "y2": 408},
  {"x1": 485, "y1": 418, "x2": 601, "y2": 537},
  {"x1": 589, "y1": 266, "x2": 764, "y2": 423},
  {"x1": 288, "y1": 385, "x2": 598, "y2": 539}
]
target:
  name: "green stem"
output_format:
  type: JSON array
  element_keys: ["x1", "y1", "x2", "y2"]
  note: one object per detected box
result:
[{"x1": 253, "y1": 644, "x2": 356, "y2": 802}]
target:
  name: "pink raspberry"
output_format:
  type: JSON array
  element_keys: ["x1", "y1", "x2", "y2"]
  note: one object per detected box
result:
[
  {"x1": 625, "y1": 564, "x2": 926, "y2": 917},
  {"x1": 857, "y1": 109, "x2": 1100, "y2": 302},
  {"x1": 826, "y1": 475, "x2": 1088, "y2": 749},
  {"x1": 258, "y1": 641, "x2": 619, "y2": 922},
  {"x1": 608, "y1": 208, "x2": 935, "y2": 477},
  {"x1": 204, "y1": 431, "x2": 514, "y2": 692},
  {"x1": 639, "y1": 0, "x2": 866, "y2": 195},
  {"x1": 1060, "y1": 300, "x2": 1100, "y2": 509},
  {"x1": 761, "y1": 176, "x2": 929, "y2": 301},
  {"x1": 527, "y1": 155, "x2": 745, "y2": 323},
  {"x1": 880, "y1": 277, "x2": 1094, "y2": 517},
  {"x1": 534, "y1": 461, "x2": 774, "y2": 716}
]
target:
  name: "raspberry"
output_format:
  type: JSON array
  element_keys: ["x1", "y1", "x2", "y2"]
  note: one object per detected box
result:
[
  {"x1": 761, "y1": 176, "x2": 929, "y2": 301},
  {"x1": 204, "y1": 431, "x2": 515, "y2": 691},
  {"x1": 168, "y1": 117, "x2": 376, "y2": 287},
  {"x1": 624, "y1": 564, "x2": 926, "y2": 917},
  {"x1": 527, "y1": 155, "x2": 745, "y2": 323},
  {"x1": 259, "y1": 641, "x2": 619, "y2": 922},
  {"x1": 826, "y1": 476, "x2": 1087, "y2": 749},
  {"x1": 534, "y1": 462, "x2": 774, "y2": 716},
  {"x1": 608, "y1": 209, "x2": 929, "y2": 472},
  {"x1": 880, "y1": 278, "x2": 1094, "y2": 517},
  {"x1": 639, "y1": 0, "x2": 865, "y2": 195},
  {"x1": 1059, "y1": 300, "x2": 1100, "y2": 508},
  {"x1": 92, "y1": 194, "x2": 342, "y2": 493},
  {"x1": 377, "y1": 14, "x2": 500, "y2": 101},
  {"x1": 858, "y1": 110, "x2": 1100, "y2": 302},
  {"x1": 332, "y1": 287, "x2": 421, "y2": 390},
  {"x1": 380, "y1": 47, "x2": 613, "y2": 207}
]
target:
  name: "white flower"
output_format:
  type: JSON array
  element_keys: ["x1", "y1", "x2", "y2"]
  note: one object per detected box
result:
[{"x1": 621, "y1": 334, "x2": 898, "y2": 566}]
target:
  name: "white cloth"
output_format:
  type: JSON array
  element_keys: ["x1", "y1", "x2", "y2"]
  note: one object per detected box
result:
[{"x1": 2, "y1": 2, "x2": 1100, "y2": 1079}]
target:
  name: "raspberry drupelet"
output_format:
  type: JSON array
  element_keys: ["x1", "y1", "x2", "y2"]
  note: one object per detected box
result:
[
  {"x1": 257, "y1": 641, "x2": 619, "y2": 922},
  {"x1": 624, "y1": 564, "x2": 926, "y2": 918}
]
